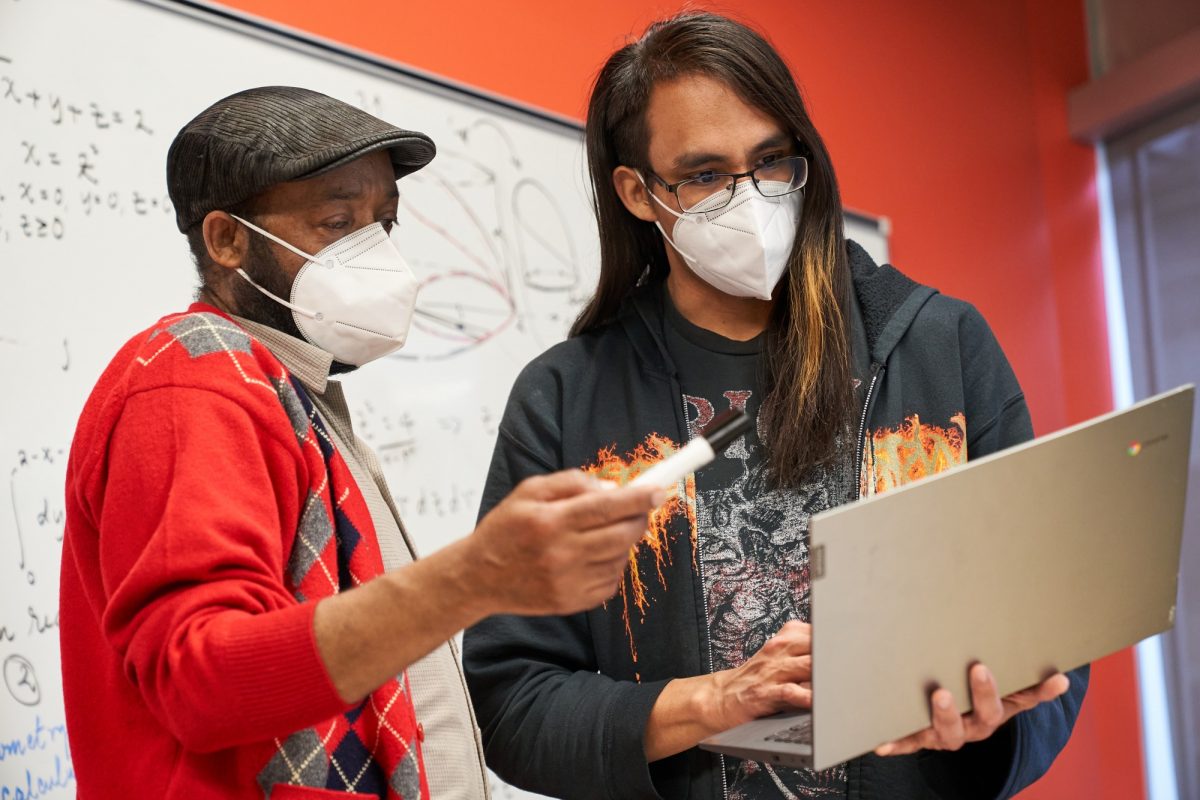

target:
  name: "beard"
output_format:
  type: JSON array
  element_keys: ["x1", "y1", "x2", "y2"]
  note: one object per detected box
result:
[
  {"x1": 230, "y1": 234, "x2": 305, "y2": 342},
  {"x1": 231, "y1": 236, "x2": 358, "y2": 374}
]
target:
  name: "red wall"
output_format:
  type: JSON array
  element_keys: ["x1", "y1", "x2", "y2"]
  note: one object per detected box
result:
[{"x1": 217, "y1": 1, "x2": 1141, "y2": 796}]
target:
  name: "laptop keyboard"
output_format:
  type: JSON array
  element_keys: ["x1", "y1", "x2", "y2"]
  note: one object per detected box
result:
[{"x1": 764, "y1": 717, "x2": 813, "y2": 745}]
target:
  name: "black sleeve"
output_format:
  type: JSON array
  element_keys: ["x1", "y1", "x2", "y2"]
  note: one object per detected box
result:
[
  {"x1": 957, "y1": 303, "x2": 1034, "y2": 458},
  {"x1": 463, "y1": 361, "x2": 670, "y2": 800},
  {"x1": 917, "y1": 304, "x2": 1090, "y2": 799}
]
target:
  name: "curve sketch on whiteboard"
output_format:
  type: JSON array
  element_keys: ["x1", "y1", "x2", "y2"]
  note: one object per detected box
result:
[{"x1": 387, "y1": 117, "x2": 592, "y2": 361}]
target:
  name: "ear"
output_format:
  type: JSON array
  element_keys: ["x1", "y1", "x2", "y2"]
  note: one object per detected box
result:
[
  {"x1": 612, "y1": 165, "x2": 659, "y2": 223},
  {"x1": 201, "y1": 211, "x2": 249, "y2": 271}
]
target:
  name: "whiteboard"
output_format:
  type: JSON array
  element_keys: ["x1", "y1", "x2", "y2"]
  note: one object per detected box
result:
[{"x1": 0, "y1": 0, "x2": 889, "y2": 796}]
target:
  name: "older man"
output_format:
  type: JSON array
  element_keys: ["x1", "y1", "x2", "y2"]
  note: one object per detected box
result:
[{"x1": 59, "y1": 86, "x2": 659, "y2": 800}]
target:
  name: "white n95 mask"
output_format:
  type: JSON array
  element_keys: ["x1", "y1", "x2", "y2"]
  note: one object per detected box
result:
[
  {"x1": 643, "y1": 176, "x2": 802, "y2": 301},
  {"x1": 230, "y1": 215, "x2": 420, "y2": 366}
]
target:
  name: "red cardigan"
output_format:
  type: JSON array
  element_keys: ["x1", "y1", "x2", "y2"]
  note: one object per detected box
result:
[{"x1": 60, "y1": 306, "x2": 410, "y2": 798}]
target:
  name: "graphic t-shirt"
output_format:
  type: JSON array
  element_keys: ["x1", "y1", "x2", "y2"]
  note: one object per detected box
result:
[{"x1": 662, "y1": 290, "x2": 852, "y2": 800}]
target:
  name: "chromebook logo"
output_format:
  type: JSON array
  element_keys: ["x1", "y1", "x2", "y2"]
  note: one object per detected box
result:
[{"x1": 1128, "y1": 434, "x2": 1168, "y2": 456}]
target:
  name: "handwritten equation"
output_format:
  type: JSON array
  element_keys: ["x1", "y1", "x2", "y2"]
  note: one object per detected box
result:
[
  {"x1": 0, "y1": 56, "x2": 171, "y2": 244},
  {"x1": 1, "y1": 436, "x2": 74, "y2": 793},
  {"x1": 0, "y1": 446, "x2": 65, "y2": 718},
  {"x1": 351, "y1": 398, "x2": 495, "y2": 523},
  {"x1": 8, "y1": 445, "x2": 66, "y2": 587},
  {"x1": 393, "y1": 483, "x2": 480, "y2": 521}
]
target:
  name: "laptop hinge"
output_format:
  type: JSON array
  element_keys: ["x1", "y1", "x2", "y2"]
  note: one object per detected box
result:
[{"x1": 812, "y1": 545, "x2": 825, "y2": 579}]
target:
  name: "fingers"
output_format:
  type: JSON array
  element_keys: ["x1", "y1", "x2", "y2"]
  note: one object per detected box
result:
[
  {"x1": 578, "y1": 575, "x2": 628, "y2": 606},
  {"x1": 558, "y1": 483, "x2": 664, "y2": 531},
  {"x1": 519, "y1": 470, "x2": 615, "y2": 501},
  {"x1": 785, "y1": 655, "x2": 813, "y2": 681},
  {"x1": 760, "y1": 620, "x2": 811, "y2": 656},
  {"x1": 878, "y1": 666, "x2": 1067, "y2": 758},
  {"x1": 779, "y1": 620, "x2": 811, "y2": 637},
  {"x1": 877, "y1": 683, "x2": 967, "y2": 757},
  {"x1": 750, "y1": 653, "x2": 813, "y2": 684},
  {"x1": 482, "y1": 473, "x2": 664, "y2": 616},
  {"x1": 771, "y1": 681, "x2": 812, "y2": 710},
  {"x1": 1036, "y1": 673, "x2": 1071, "y2": 701},
  {"x1": 930, "y1": 688, "x2": 966, "y2": 750},
  {"x1": 964, "y1": 664, "x2": 1004, "y2": 736},
  {"x1": 876, "y1": 729, "x2": 935, "y2": 757},
  {"x1": 778, "y1": 620, "x2": 812, "y2": 648},
  {"x1": 1002, "y1": 672, "x2": 1070, "y2": 715},
  {"x1": 906, "y1": 669, "x2": 1000, "y2": 754},
  {"x1": 783, "y1": 627, "x2": 812, "y2": 655},
  {"x1": 877, "y1": 688, "x2": 966, "y2": 756},
  {"x1": 581, "y1": 521, "x2": 648, "y2": 565}
]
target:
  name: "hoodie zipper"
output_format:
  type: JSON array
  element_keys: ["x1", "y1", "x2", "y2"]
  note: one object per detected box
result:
[
  {"x1": 689, "y1": 364, "x2": 885, "y2": 800},
  {"x1": 687, "y1": 364, "x2": 883, "y2": 800},
  {"x1": 854, "y1": 364, "x2": 883, "y2": 501},
  {"x1": 683, "y1": 393, "x2": 732, "y2": 800}
]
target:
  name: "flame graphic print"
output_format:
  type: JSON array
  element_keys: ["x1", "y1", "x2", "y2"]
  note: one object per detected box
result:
[
  {"x1": 861, "y1": 412, "x2": 967, "y2": 496},
  {"x1": 582, "y1": 433, "x2": 697, "y2": 663}
]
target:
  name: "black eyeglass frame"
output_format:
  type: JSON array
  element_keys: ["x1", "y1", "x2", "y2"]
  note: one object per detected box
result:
[{"x1": 645, "y1": 154, "x2": 809, "y2": 214}]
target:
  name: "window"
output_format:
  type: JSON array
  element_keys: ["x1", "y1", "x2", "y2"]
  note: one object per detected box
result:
[{"x1": 1106, "y1": 99, "x2": 1200, "y2": 800}]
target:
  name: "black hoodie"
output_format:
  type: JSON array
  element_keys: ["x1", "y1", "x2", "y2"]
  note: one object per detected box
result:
[{"x1": 463, "y1": 241, "x2": 1088, "y2": 800}]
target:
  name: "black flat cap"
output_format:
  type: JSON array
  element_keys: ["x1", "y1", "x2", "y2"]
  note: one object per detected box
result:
[{"x1": 167, "y1": 86, "x2": 436, "y2": 232}]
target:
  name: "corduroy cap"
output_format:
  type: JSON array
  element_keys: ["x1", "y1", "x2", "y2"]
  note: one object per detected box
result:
[{"x1": 167, "y1": 86, "x2": 436, "y2": 232}]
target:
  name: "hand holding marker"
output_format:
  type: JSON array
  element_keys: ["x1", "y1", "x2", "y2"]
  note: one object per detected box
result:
[{"x1": 630, "y1": 409, "x2": 754, "y2": 491}]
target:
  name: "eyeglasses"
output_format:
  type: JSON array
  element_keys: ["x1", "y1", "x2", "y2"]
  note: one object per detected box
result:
[{"x1": 647, "y1": 155, "x2": 808, "y2": 214}]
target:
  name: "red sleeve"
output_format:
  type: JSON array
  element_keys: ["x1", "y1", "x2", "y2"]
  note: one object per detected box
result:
[{"x1": 96, "y1": 385, "x2": 350, "y2": 752}]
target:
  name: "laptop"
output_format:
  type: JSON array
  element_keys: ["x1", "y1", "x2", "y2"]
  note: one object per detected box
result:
[{"x1": 701, "y1": 384, "x2": 1194, "y2": 771}]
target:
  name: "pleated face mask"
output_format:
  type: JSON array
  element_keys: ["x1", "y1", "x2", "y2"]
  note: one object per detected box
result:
[
  {"x1": 642, "y1": 175, "x2": 802, "y2": 301},
  {"x1": 231, "y1": 215, "x2": 420, "y2": 366}
]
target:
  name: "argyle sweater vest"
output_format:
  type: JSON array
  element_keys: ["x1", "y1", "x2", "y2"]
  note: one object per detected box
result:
[
  {"x1": 61, "y1": 307, "x2": 429, "y2": 800},
  {"x1": 261, "y1": 362, "x2": 429, "y2": 799}
]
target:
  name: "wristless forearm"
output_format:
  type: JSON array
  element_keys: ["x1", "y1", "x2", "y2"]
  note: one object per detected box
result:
[{"x1": 644, "y1": 674, "x2": 725, "y2": 762}]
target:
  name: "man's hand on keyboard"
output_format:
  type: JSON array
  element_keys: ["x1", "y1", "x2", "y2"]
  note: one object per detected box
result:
[{"x1": 705, "y1": 619, "x2": 813, "y2": 731}]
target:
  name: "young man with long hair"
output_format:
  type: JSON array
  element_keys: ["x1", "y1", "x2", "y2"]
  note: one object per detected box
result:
[{"x1": 464, "y1": 13, "x2": 1087, "y2": 800}]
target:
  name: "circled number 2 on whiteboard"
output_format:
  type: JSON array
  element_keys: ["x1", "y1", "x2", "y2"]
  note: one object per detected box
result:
[{"x1": 3, "y1": 654, "x2": 42, "y2": 706}]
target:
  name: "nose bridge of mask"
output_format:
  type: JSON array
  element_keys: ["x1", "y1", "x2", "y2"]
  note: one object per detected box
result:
[
  {"x1": 725, "y1": 177, "x2": 756, "y2": 204},
  {"x1": 639, "y1": 173, "x2": 758, "y2": 218},
  {"x1": 331, "y1": 222, "x2": 405, "y2": 271}
]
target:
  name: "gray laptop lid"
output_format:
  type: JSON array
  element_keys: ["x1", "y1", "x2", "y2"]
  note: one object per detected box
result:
[{"x1": 806, "y1": 385, "x2": 1193, "y2": 770}]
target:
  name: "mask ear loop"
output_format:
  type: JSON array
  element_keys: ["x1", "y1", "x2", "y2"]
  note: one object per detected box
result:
[
  {"x1": 228, "y1": 214, "x2": 324, "y2": 322},
  {"x1": 230, "y1": 214, "x2": 334, "y2": 267},
  {"x1": 637, "y1": 173, "x2": 702, "y2": 266},
  {"x1": 234, "y1": 267, "x2": 324, "y2": 322}
]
